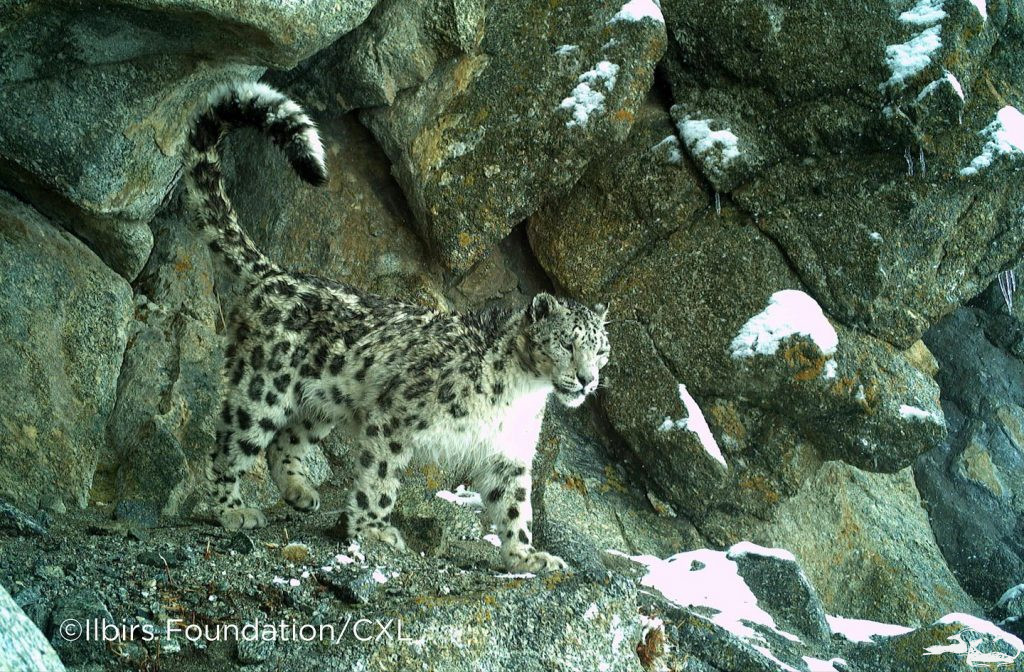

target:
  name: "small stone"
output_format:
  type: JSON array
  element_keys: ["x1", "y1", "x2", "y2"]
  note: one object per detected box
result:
[
  {"x1": 227, "y1": 532, "x2": 256, "y2": 555},
  {"x1": 322, "y1": 570, "x2": 380, "y2": 605},
  {"x1": 0, "y1": 499, "x2": 48, "y2": 536}
]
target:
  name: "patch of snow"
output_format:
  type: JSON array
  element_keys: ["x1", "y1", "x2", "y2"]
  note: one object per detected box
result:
[
  {"x1": 494, "y1": 572, "x2": 536, "y2": 579},
  {"x1": 802, "y1": 656, "x2": 847, "y2": 672},
  {"x1": 869, "y1": 231, "x2": 884, "y2": 242},
  {"x1": 961, "y1": 105, "x2": 1024, "y2": 176},
  {"x1": 610, "y1": 0, "x2": 664, "y2": 24},
  {"x1": 371, "y1": 569, "x2": 389, "y2": 584},
  {"x1": 555, "y1": 44, "x2": 579, "y2": 56},
  {"x1": 651, "y1": 135, "x2": 684, "y2": 165},
  {"x1": 752, "y1": 645, "x2": 800, "y2": 672},
  {"x1": 483, "y1": 533, "x2": 502, "y2": 548},
  {"x1": 936, "y1": 613, "x2": 1024, "y2": 652},
  {"x1": 727, "y1": 542, "x2": 796, "y2": 563},
  {"x1": 882, "y1": 25, "x2": 942, "y2": 90},
  {"x1": 823, "y1": 359, "x2": 838, "y2": 379},
  {"x1": 679, "y1": 119, "x2": 741, "y2": 173},
  {"x1": 610, "y1": 613, "x2": 625, "y2": 651},
  {"x1": 826, "y1": 614, "x2": 913, "y2": 643},
  {"x1": 998, "y1": 584, "x2": 1023, "y2": 607},
  {"x1": 899, "y1": 404, "x2": 939, "y2": 422},
  {"x1": 289, "y1": 578, "x2": 300, "y2": 587},
  {"x1": 658, "y1": 384, "x2": 727, "y2": 468},
  {"x1": 917, "y1": 71, "x2": 964, "y2": 102},
  {"x1": 969, "y1": 0, "x2": 987, "y2": 19},
  {"x1": 333, "y1": 553, "x2": 355, "y2": 566},
  {"x1": 623, "y1": 548, "x2": 801, "y2": 644},
  {"x1": 730, "y1": 290, "x2": 839, "y2": 359},
  {"x1": 899, "y1": 0, "x2": 946, "y2": 26},
  {"x1": 559, "y1": 61, "x2": 620, "y2": 128},
  {"x1": 436, "y1": 484, "x2": 483, "y2": 508},
  {"x1": 584, "y1": 603, "x2": 600, "y2": 621}
]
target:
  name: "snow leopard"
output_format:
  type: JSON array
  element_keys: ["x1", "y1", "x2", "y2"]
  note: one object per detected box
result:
[{"x1": 184, "y1": 82, "x2": 610, "y2": 573}]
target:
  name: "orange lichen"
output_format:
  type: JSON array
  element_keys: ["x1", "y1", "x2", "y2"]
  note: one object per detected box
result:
[
  {"x1": 781, "y1": 343, "x2": 825, "y2": 381},
  {"x1": 611, "y1": 109, "x2": 635, "y2": 124},
  {"x1": 636, "y1": 625, "x2": 666, "y2": 669},
  {"x1": 737, "y1": 475, "x2": 781, "y2": 505}
]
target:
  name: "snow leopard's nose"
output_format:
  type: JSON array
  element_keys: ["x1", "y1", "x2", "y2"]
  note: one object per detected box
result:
[{"x1": 577, "y1": 372, "x2": 596, "y2": 394}]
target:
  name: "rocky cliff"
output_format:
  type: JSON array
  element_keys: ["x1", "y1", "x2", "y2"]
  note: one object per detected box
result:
[{"x1": 1, "y1": 0, "x2": 1023, "y2": 670}]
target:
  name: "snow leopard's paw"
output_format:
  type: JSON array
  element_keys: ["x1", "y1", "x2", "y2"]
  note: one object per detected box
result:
[
  {"x1": 282, "y1": 480, "x2": 320, "y2": 513},
  {"x1": 218, "y1": 507, "x2": 267, "y2": 530},
  {"x1": 364, "y1": 524, "x2": 407, "y2": 551},
  {"x1": 506, "y1": 549, "x2": 568, "y2": 574}
]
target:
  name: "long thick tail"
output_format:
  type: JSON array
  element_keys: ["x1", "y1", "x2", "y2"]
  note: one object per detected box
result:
[{"x1": 184, "y1": 82, "x2": 327, "y2": 279}]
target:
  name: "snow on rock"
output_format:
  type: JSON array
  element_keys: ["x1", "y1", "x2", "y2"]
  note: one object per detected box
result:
[
  {"x1": 998, "y1": 584, "x2": 1024, "y2": 607},
  {"x1": 609, "y1": 0, "x2": 664, "y2": 24},
  {"x1": 651, "y1": 134, "x2": 684, "y2": 165},
  {"x1": 555, "y1": 44, "x2": 578, "y2": 56},
  {"x1": 935, "y1": 613, "x2": 1024, "y2": 653},
  {"x1": 435, "y1": 484, "x2": 483, "y2": 508},
  {"x1": 969, "y1": 0, "x2": 987, "y2": 19},
  {"x1": 616, "y1": 548, "x2": 800, "y2": 644},
  {"x1": 899, "y1": 0, "x2": 946, "y2": 26},
  {"x1": 658, "y1": 383, "x2": 727, "y2": 468},
  {"x1": 899, "y1": 404, "x2": 940, "y2": 422},
  {"x1": 727, "y1": 541, "x2": 797, "y2": 563},
  {"x1": 559, "y1": 61, "x2": 620, "y2": 128},
  {"x1": 678, "y1": 119, "x2": 740, "y2": 174},
  {"x1": 826, "y1": 614, "x2": 913, "y2": 643},
  {"x1": 730, "y1": 290, "x2": 839, "y2": 360},
  {"x1": 882, "y1": 25, "x2": 942, "y2": 90},
  {"x1": 802, "y1": 656, "x2": 847, "y2": 672},
  {"x1": 916, "y1": 71, "x2": 964, "y2": 102},
  {"x1": 961, "y1": 105, "x2": 1024, "y2": 176}
]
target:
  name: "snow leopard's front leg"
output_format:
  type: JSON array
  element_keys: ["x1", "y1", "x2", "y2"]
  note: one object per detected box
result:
[{"x1": 476, "y1": 456, "x2": 567, "y2": 573}]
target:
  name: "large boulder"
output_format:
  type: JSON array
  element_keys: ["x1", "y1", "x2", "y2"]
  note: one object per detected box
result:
[
  {"x1": 276, "y1": 0, "x2": 487, "y2": 113},
  {"x1": 758, "y1": 462, "x2": 977, "y2": 626},
  {"x1": 221, "y1": 113, "x2": 446, "y2": 307},
  {"x1": 530, "y1": 99, "x2": 946, "y2": 532},
  {"x1": 659, "y1": 0, "x2": 1024, "y2": 347},
  {"x1": 0, "y1": 582, "x2": 65, "y2": 672},
  {"x1": 0, "y1": 190, "x2": 132, "y2": 512},
  {"x1": 0, "y1": 1, "x2": 377, "y2": 278},
  {"x1": 916, "y1": 292, "x2": 1024, "y2": 604},
  {"x1": 359, "y1": 0, "x2": 667, "y2": 270},
  {"x1": 102, "y1": 201, "x2": 227, "y2": 524}
]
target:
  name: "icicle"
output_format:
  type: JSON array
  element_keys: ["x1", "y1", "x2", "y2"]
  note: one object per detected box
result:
[
  {"x1": 918, "y1": 146, "x2": 926, "y2": 177},
  {"x1": 998, "y1": 269, "x2": 1017, "y2": 313},
  {"x1": 904, "y1": 147, "x2": 914, "y2": 176},
  {"x1": 714, "y1": 191, "x2": 721, "y2": 216}
]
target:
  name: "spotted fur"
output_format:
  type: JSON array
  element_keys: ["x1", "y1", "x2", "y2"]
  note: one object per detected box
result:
[{"x1": 185, "y1": 82, "x2": 610, "y2": 573}]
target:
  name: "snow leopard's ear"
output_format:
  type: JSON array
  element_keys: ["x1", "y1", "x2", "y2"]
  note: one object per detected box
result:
[
  {"x1": 528, "y1": 293, "x2": 561, "y2": 323},
  {"x1": 593, "y1": 303, "x2": 608, "y2": 321}
]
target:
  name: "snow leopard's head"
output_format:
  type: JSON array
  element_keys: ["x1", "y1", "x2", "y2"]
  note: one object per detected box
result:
[{"x1": 520, "y1": 293, "x2": 610, "y2": 408}]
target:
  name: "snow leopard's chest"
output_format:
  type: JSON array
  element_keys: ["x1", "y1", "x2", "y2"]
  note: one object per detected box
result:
[{"x1": 411, "y1": 386, "x2": 550, "y2": 467}]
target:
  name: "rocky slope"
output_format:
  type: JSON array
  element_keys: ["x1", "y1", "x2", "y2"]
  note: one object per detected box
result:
[{"x1": 1, "y1": 0, "x2": 1023, "y2": 670}]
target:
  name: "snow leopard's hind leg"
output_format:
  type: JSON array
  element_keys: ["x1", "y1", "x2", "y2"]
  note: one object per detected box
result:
[
  {"x1": 267, "y1": 412, "x2": 333, "y2": 513},
  {"x1": 209, "y1": 386, "x2": 277, "y2": 530}
]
